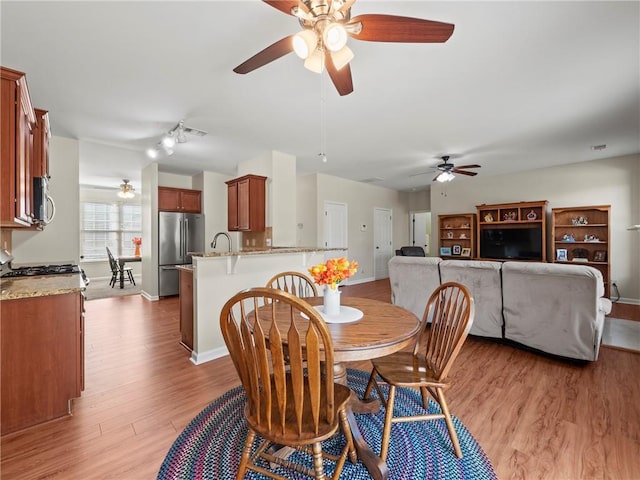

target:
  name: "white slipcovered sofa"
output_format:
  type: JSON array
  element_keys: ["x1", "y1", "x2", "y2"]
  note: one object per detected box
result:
[{"x1": 388, "y1": 256, "x2": 612, "y2": 361}]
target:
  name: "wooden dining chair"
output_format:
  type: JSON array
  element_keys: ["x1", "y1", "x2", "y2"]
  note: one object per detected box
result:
[
  {"x1": 106, "y1": 247, "x2": 135, "y2": 288},
  {"x1": 220, "y1": 287, "x2": 355, "y2": 480},
  {"x1": 363, "y1": 282, "x2": 475, "y2": 461},
  {"x1": 266, "y1": 271, "x2": 318, "y2": 298}
]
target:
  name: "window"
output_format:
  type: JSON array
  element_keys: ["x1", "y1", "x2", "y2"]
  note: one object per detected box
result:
[{"x1": 81, "y1": 202, "x2": 142, "y2": 260}]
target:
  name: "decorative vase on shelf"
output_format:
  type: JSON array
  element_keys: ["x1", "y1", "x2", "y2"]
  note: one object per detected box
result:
[
  {"x1": 323, "y1": 286, "x2": 341, "y2": 316},
  {"x1": 134, "y1": 245, "x2": 141, "y2": 257}
]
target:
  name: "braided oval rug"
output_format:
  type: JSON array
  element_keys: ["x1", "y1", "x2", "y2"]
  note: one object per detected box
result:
[{"x1": 158, "y1": 369, "x2": 497, "y2": 479}]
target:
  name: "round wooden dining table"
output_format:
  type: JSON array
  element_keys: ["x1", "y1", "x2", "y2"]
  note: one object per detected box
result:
[{"x1": 256, "y1": 296, "x2": 420, "y2": 480}]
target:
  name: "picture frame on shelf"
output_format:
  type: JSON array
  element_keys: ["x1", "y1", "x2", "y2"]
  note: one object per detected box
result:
[
  {"x1": 461, "y1": 247, "x2": 471, "y2": 257},
  {"x1": 593, "y1": 250, "x2": 607, "y2": 262},
  {"x1": 440, "y1": 247, "x2": 452, "y2": 256},
  {"x1": 556, "y1": 248, "x2": 568, "y2": 262},
  {"x1": 452, "y1": 244, "x2": 462, "y2": 255}
]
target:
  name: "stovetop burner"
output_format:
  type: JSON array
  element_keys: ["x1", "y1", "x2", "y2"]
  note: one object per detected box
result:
[{"x1": 2, "y1": 264, "x2": 81, "y2": 278}]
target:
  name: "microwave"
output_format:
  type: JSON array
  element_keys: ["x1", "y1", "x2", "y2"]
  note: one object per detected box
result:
[{"x1": 33, "y1": 176, "x2": 55, "y2": 225}]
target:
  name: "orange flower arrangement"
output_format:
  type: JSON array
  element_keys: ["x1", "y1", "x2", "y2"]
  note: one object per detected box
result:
[
  {"x1": 308, "y1": 257, "x2": 358, "y2": 290},
  {"x1": 132, "y1": 237, "x2": 142, "y2": 246}
]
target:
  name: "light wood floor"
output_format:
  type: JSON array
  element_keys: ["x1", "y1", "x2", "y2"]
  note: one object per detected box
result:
[{"x1": 1, "y1": 280, "x2": 639, "y2": 479}]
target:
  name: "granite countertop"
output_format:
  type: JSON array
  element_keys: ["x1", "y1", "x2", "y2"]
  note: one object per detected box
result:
[
  {"x1": 1, "y1": 274, "x2": 85, "y2": 300},
  {"x1": 192, "y1": 247, "x2": 346, "y2": 258}
]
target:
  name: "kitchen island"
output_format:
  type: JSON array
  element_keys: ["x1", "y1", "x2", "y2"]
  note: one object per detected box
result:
[{"x1": 188, "y1": 247, "x2": 344, "y2": 365}]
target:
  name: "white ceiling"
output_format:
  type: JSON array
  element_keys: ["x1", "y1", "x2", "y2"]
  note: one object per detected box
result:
[{"x1": 2, "y1": 1, "x2": 639, "y2": 192}]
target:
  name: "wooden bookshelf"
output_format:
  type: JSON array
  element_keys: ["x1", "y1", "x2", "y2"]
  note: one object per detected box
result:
[
  {"x1": 551, "y1": 205, "x2": 611, "y2": 298},
  {"x1": 438, "y1": 213, "x2": 476, "y2": 259}
]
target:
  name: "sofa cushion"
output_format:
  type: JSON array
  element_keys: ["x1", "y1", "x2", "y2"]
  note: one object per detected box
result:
[
  {"x1": 389, "y1": 256, "x2": 442, "y2": 320},
  {"x1": 439, "y1": 260, "x2": 503, "y2": 338},
  {"x1": 502, "y1": 262, "x2": 611, "y2": 361}
]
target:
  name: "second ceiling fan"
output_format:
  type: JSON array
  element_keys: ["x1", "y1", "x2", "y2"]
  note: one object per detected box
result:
[{"x1": 233, "y1": 0, "x2": 455, "y2": 96}]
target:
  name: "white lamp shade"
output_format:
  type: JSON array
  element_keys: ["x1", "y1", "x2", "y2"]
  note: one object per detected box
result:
[
  {"x1": 436, "y1": 171, "x2": 455, "y2": 183},
  {"x1": 330, "y1": 46, "x2": 354, "y2": 70},
  {"x1": 146, "y1": 147, "x2": 159, "y2": 159},
  {"x1": 293, "y1": 29, "x2": 317, "y2": 59},
  {"x1": 323, "y1": 23, "x2": 348, "y2": 52},
  {"x1": 304, "y1": 49, "x2": 325, "y2": 73}
]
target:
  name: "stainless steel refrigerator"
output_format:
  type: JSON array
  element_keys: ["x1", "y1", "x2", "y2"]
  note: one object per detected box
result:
[{"x1": 158, "y1": 212, "x2": 204, "y2": 296}]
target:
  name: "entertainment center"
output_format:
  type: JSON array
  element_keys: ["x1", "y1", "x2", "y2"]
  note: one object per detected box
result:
[
  {"x1": 436, "y1": 200, "x2": 611, "y2": 298},
  {"x1": 476, "y1": 200, "x2": 548, "y2": 262}
]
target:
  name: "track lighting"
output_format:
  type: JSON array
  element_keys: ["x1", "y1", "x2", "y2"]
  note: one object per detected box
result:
[{"x1": 145, "y1": 120, "x2": 207, "y2": 158}]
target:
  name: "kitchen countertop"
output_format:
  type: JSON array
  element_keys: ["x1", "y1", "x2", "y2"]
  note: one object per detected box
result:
[
  {"x1": 1, "y1": 274, "x2": 85, "y2": 300},
  {"x1": 191, "y1": 247, "x2": 346, "y2": 258}
]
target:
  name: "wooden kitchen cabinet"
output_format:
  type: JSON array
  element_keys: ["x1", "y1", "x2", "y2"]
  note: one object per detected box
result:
[
  {"x1": 158, "y1": 186, "x2": 201, "y2": 213},
  {"x1": 1, "y1": 66, "x2": 36, "y2": 227},
  {"x1": 226, "y1": 174, "x2": 266, "y2": 231},
  {"x1": 179, "y1": 268, "x2": 194, "y2": 351},
  {"x1": 1, "y1": 291, "x2": 84, "y2": 435},
  {"x1": 32, "y1": 108, "x2": 50, "y2": 178}
]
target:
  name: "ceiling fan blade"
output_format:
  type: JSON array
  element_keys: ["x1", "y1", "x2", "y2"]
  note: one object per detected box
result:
[
  {"x1": 233, "y1": 35, "x2": 294, "y2": 74},
  {"x1": 326, "y1": 53, "x2": 354, "y2": 96},
  {"x1": 432, "y1": 174, "x2": 441, "y2": 182},
  {"x1": 348, "y1": 14, "x2": 454, "y2": 43},
  {"x1": 452, "y1": 169, "x2": 478, "y2": 176},
  {"x1": 454, "y1": 164, "x2": 481, "y2": 169},
  {"x1": 409, "y1": 170, "x2": 433, "y2": 177},
  {"x1": 262, "y1": 0, "x2": 298, "y2": 16}
]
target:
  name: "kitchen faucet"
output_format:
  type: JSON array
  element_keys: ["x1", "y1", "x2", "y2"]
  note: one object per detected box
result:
[{"x1": 211, "y1": 232, "x2": 232, "y2": 252}]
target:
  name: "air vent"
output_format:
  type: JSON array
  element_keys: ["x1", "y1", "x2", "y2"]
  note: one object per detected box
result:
[{"x1": 361, "y1": 177, "x2": 384, "y2": 183}]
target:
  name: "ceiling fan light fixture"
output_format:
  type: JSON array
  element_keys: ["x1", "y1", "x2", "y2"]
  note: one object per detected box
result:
[
  {"x1": 293, "y1": 29, "x2": 317, "y2": 59},
  {"x1": 331, "y1": 45, "x2": 354, "y2": 70},
  {"x1": 146, "y1": 147, "x2": 159, "y2": 159},
  {"x1": 118, "y1": 179, "x2": 135, "y2": 199},
  {"x1": 323, "y1": 23, "x2": 348, "y2": 52},
  {"x1": 436, "y1": 171, "x2": 455, "y2": 183},
  {"x1": 304, "y1": 49, "x2": 325, "y2": 73}
]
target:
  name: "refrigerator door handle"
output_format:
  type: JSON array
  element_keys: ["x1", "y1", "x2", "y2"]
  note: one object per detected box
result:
[
  {"x1": 184, "y1": 218, "x2": 189, "y2": 259},
  {"x1": 160, "y1": 265, "x2": 177, "y2": 270}
]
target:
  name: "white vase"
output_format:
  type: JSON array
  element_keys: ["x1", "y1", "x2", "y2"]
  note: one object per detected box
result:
[{"x1": 323, "y1": 286, "x2": 341, "y2": 316}]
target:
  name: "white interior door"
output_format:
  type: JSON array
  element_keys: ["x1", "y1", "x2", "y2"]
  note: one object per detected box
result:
[
  {"x1": 374, "y1": 208, "x2": 393, "y2": 279},
  {"x1": 323, "y1": 201, "x2": 348, "y2": 261},
  {"x1": 410, "y1": 211, "x2": 431, "y2": 255}
]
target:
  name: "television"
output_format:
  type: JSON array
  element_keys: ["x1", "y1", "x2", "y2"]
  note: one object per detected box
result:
[{"x1": 480, "y1": 227, "x2": 543, "y2": 261}]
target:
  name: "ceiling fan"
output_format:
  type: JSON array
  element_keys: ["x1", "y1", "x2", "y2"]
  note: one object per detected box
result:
[
  {"x1": 411, "y1": 156, "x2": 481, "y2": 182},
  {"x1": 233, "y1": 0, "x2": 455, "y2": 96}
]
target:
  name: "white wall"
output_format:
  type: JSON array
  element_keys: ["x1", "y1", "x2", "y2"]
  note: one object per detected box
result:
[
  {"x1": 431, "y1": 154, "x2": 640, "y2": 302},
  {"x1": 270, "y1": 151, "x2": 296, "y2": 246},
  {"x1": 158, "y1": 172, "x2": 193, "y2": 189},
  {"x1": 194, "y1": 171, "x2": 236, "y2": 252},
  {"x1": 141, "y1": 162, "x2": 158, "y2": 299},
  {"x1": 313, "y1": 173, "x2": 410, "y2": 283},
  {"x1": 296, "y1": 174, "x2": 317, "y2": 246},
  {"x1": 11, "y1": 136, "x2": 80, "y2": 265}
]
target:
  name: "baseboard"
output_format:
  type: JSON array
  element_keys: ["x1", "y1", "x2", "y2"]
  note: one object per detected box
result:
[
  {"x1": 190, "y1": 346, "x2": 229, "y2": 365},
  {"x1": 617, "y1": 297, "x2": 640, "y2": 305},
  {"x1": 141, "y1": 290, "x2": 159, "y2": 301}
]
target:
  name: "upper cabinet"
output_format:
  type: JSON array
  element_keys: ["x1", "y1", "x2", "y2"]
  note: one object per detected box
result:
[
  {"x1": 1, "y1": 66, "x2": 36, "y2": 227},
  {"x1": 226, "y1": 174, "x2": 266, "y2": 232},
  {"x1": 32, "y1": 108, "x2": 50, "y2": 179},
  {"x1": 158, "y1": 187, "x2": 201, "y2": 213}
]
